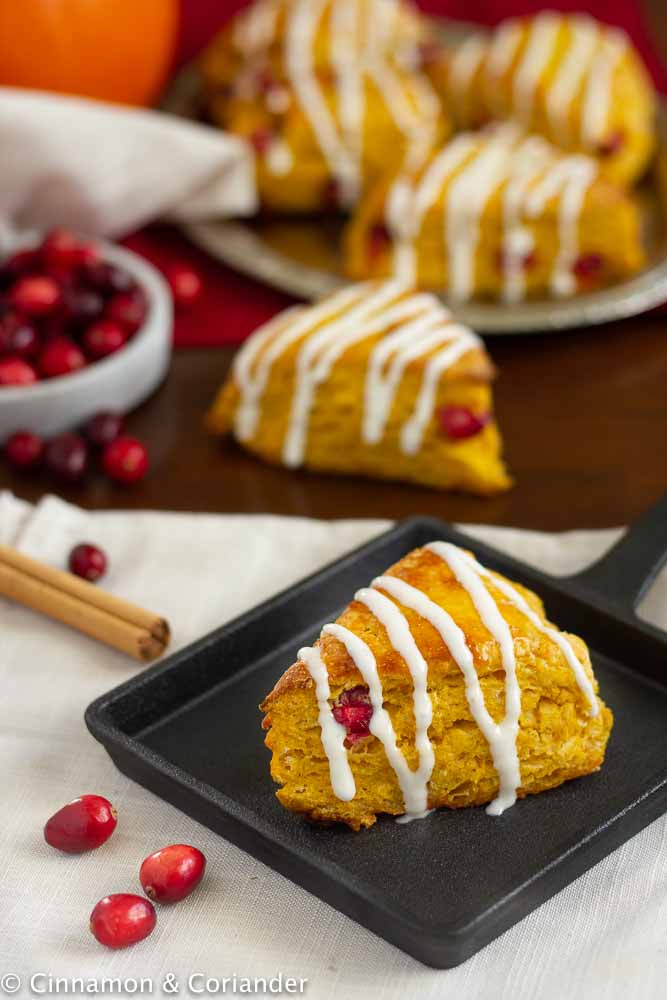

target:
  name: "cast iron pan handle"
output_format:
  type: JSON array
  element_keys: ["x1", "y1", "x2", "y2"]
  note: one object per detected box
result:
[{"x1": 567, "y1": 492, "x2": 667, "y2": 613}]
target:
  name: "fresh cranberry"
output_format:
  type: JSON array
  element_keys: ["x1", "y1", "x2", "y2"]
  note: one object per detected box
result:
[
  {"x1": 322, "y1": 178, "x2": 342, "y2": 211},
  {"x1": 3, "y1": 248, "x2": 41, "y2": 277},
  {"x1": 0, "y1": 356, "x2": 38, "y2": 386},
  {"x1": 597, "y1": 131, "x2": 624, "y2": 157},
  {"x1": 42, "y1": 228, "x2": 99, "y2": 271},
  {"x1": 68, "y1": 543, "x2": 108, "y2": 582},
  {"x1": 62, "y1": 288, "x2": 105, "y2": 327},
  {"x1": 140, "y1": 845, "x2": 206, "y2": 904},
  {"x1": 84, "y1": 411, "x2": 125, "y2": 448},
  {"x1": 332, "y1": 685, "x2": 373, "y2": 746},
  {"x1": 105, "y1": 290, "x2": 147, "y2": 334},
  {"x1": 44, "y1": 794, "x2": 117, "y2": 853},
  {"x1": 103, "y1": 436, "x2": 149, "y2": 484},
  {"x1": 82, "y1": 319, "x2": 128, "y2": 359},
  {"x1": 4, "y1": 430, "x2": 44, "y2": 469},
  {"x1": 38, "y1": 337, "x2": 86, "y2": 378},
  {"x1": 10, "y1": 275, "x2": 62, "y2": 316},
  {"x1": 90, "y1": 894, "x2": 156, "y2": 950},
  {"x1": 249, "y1": 128, "x2": 273, "y2": 155},
  {"x1": 165, "y1": 264, "x2": 203, "y2": 308},
  {"x1": 437, "y1": 405, "x2": 490, "y2": 440},
  {"x1": 0, "y1": 313, "x2": 39, "y2": 357},
  {"x1": 44, "y1": 433, "x2": 88, "y2": 482},
  {"x1": 573, "y1": 253, "x2": 604, "y2": 279},
  {"x1": 368, "y1": 223, "x2": 390, "y2": 262},
  {"x1": 84, "y1": 260, "x2": 135, "y2": 295}
]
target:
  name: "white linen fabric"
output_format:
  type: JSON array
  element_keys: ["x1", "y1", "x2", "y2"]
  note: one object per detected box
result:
[
  {"x1": 0, "y1": 492, "x2": 665, "y2": 1000},
  {"x1": 0, "y1": 88, "x2": 257, "y2": 248}
]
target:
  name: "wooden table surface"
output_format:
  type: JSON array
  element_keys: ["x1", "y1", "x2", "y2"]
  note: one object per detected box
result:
[{"x1": 3, "y1": 311, "x2": 666, "y2": 531}]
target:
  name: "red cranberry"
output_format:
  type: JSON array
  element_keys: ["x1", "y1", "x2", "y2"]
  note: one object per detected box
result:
[
  {"x1": 140, "y1": 845, "x2": 206, "y2": 904},
  {"x1": 437, "y1": 405, "x2": 490, "y2": 440},
  {"x1": 69, "y1": 543, "x2": 108, "y2": 582},
  {"x1": 105, "y1": 290, "x2": 147, "y2": 334},
  {"x1": 0, "y1": 313, "x2": 39, "y2": 357},
  {"x1": 44, "y1": 433, "x2": 88, "y2": 482},
  {"x1": 42, "y1": 228, "x2": 99, "y2": 271},
  {"x1": 10, "y1": 275, "x2": 62, "y2": 316},
  {"x1": 2, "y1": 248, "x2": 41, "y2": 278},
  {"x1": 0, "y1": 356, "x2": 38, "y2": 386},
  {"x1": 573, "y1": 253, "x2": 604, "y2": 279},
  {"x1": 165, "y1": 264, "x2": 203, "y2": 308},
  {"x1": 84, "y1": 411, "x2": 125, "y2": 448},
  {"x1": 82, "y1": 319, "x2": 128, "y2": 359},
  {"x1": 322, "y1": 178, "x2": 342, "y2": 211},
  {"x1": 597, "y1": 131, "x2": 624, "y2": 157},
  {"x1": 332, "y1": 685, "x2": 373, "y2": 746},
  {"x1": 38, "y1": 337, "x2": 86, "y2": 378},
  {"x1": 5, "y1": 430, "x2": 44, "y2": 469},
  {"x1": 62, "y1": 288, "x2": 105, "y2": 327},
  {"x1": 368, "y1": 223, "x2": 390, "y2": 262},
  {"x1": 84, "y1": 260, "x2": 135, "y2": 295},
  {"x1": 249, "y1": 128, "x2": 273, "y2": 155},
  {"x1": 90, "y1": 894, "x2": 156, "y2": 950},
  {"x1": 103, "y1": 436, "x2": 149, "y2": 484},
  {"x1": 44, "y1": 794, "x2": 117, "y2": 853}
]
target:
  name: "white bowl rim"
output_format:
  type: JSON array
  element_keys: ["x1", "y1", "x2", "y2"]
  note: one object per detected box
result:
[{"x1": 0, "y1": 238, "x2": 172, "y2": 401}]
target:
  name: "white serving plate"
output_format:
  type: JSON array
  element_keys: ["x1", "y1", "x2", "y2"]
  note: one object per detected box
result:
[{"x1": 0, "y1": 238, "x2": 173, "y2": 438}]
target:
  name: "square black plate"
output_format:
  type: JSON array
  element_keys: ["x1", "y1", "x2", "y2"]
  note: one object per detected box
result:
[{"x1": 86, "y1": 503, "x2": 667, "y2": 968}]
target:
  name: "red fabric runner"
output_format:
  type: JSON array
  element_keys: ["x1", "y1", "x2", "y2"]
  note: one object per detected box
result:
[{"x1": 123, "y1": 1, "x2": 666, "y2": 347}]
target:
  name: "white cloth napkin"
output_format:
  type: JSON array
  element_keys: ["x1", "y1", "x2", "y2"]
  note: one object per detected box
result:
[
  {"x1": 1, "y1": 492, "x2": 665, "y2": 1000},
  {"x1": 0, "y1": 88, "x2": 257, "y2": 246}
]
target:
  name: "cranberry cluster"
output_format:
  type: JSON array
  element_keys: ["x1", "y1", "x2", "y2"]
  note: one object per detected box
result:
[
  {"x1": 0, "y1": 229, "x2": 150, "y2": 387},
  {"x1": 44, "y1": 794, "x2": 206, "y2": 949},
  {"x1": 4, "y1": 410, "x2": 148, "y2": 485}
]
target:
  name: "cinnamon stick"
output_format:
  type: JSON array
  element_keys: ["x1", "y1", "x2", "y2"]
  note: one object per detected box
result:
[{"x1": 0, "y1": 544, "x2": 170, "y2": 662}]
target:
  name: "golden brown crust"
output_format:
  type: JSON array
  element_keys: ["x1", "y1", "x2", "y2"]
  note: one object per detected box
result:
[{"x1": 260, "y1": 545, "x2": 613, "y2": 829}]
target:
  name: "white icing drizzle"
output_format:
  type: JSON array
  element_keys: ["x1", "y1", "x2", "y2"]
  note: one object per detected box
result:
[
  {"x1": 581, "y1": 28, "x2": 627, "y2": 148},
  {"x1": 299, "y1": 644, "x2": 356, "y2": 801},
  {"x1": 484, "y1": 18, "x2": 522, "y2": 114},
  {"x1": 330, "y1": 0, "x2": 364, "y2": 204},
  {"x1": 512, "y1": 11, "x2": 561, "y2": 125},
  {"x1": 445, "y1": 124, "x2": 520, "y2": 301},
  {"x1": 501, "y1": 136, "x2": 552, "y2": 303},
  {"x1": 545, "y1": 16, "x2": 600, "y2": 145},
  {"x1": 282, "y1": 281, "x2": 413, "y2": 467},
  {"x1": 233, "y1": 282, "x2": 370, "y2": 442},
  {"x1": 233, "y1": 0, "x2": 280, "y2": 54},
  {"x1": 324, "y1": 622, "x2": 429, "y2": 815},
  {"x1": 449, "y1": 34, "x2": 487, "y2": 101},
  {"x1": 297, "y1": 538, "x2": 600, "y2": 821},
  {"x1": 266, "y1": 138, "x2": 295, "y2": 175},
  {"x1": 525, "y1": 155, "x2": 598, "y2": 297}
]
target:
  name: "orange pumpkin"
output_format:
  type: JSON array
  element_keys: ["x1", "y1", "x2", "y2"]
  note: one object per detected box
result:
[{"x1": 0, "y1": 0, "x2": 180, "y2": 107}]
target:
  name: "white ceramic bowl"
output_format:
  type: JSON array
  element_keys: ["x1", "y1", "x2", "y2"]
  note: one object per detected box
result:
[{"x1": 0, "y1": 238, "x2": 173, "y2": 438}]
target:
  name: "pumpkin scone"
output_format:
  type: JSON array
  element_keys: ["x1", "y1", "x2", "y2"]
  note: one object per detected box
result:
[
  {"x1": 428, "y1": 12, "x2": 655, "y2": 187},
  {"x1": 344, "y1": 123, "x2": 645, "y2": 302},
  {"x1": 200, "y1": 0, "x2": 450, "y2": 212},
  {"x1": 207, "y1": 282, "x2": 510, "y2": 495},
  {"x1": 261, "y1": 543, "x2": 613, "y2": 830}
]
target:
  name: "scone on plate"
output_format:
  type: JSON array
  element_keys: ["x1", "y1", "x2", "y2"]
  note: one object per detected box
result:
[
  {"x1": 207, "y1": 281, "x2": 511, "y2": 495},
  {"x1": 344, "y1": 123, "x2": 645, "y2": 302},
  {"x1": 200, "y1": 0, "x2": 450, "y2": 212},
  {"x1": 429, "y1": 12, "x2": 656, "y2": 187},
  {"x1": 261, "y1": 543, "x2": 613, "y2": 829}
]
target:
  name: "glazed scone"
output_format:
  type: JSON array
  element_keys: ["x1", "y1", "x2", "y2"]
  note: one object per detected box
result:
[
  {"x1": 429, "y1": 12, "x2": 655, "y2": 187},
  {"x1": 207, "y1": 282, "x2": 511, "y2": 495},
  {"x1": 200, "y1": 0, "x2": 450, "y2": 212},
  {"x1": 344, "y1": 123, "x2": 645, "y2": 302},
  {"x1": 261, "y1": 543, "x2": 613, "y2": 830}
]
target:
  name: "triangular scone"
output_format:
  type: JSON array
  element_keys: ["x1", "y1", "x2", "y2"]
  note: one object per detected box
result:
[
  {"x1": 207, "y1": 282, "x2": 511, "y2": 495},
  {"x1": 428, "y1": 12, "x2": 656, "y2": 188},
  {"x1": 261, "y1": 543, "x2": 613, "y2": 830},
  {"x1": 200, "y1": 0, "x2": 449, "y2": 213},
  {"x1": 344, "y1": 124, "x2": 644, "y2": 302}
]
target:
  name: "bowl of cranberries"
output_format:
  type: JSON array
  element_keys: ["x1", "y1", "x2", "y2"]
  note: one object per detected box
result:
[{"x1": 0, "y1": 229, "x2": 172, "y2": 438}]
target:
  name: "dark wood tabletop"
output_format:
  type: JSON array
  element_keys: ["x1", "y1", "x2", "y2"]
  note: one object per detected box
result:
[{"x1": 3, "y1": 310, "x2": 666, "y2": 530}]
